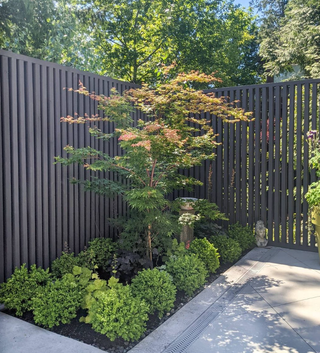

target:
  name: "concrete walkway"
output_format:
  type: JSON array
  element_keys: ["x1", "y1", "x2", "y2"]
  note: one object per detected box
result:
[
  {"x1": 1, "y1": 247, "x2": 319, "y2": 353},
  {"x1": 129, "y1": 247, "x2": 320, "y2": 353}
]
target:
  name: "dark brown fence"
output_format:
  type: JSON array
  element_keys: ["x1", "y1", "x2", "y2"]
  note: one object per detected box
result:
[
  {"x1": 204, "y1": 80, "x2": 320, "y2": 253},
  {"x1": 0, "y1": 50, "x2": 139, "y2": 283},
  {"x1": 0, "y1": 50, "x2": 319, "y2": 282}
]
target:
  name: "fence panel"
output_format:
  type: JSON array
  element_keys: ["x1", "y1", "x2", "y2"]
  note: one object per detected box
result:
[
  {"x1": 1, "y1": 50, "x2": 319, "y2": 282},
  {"x1": 0, "y1": 50, "x2": 138, "y2": 282}
]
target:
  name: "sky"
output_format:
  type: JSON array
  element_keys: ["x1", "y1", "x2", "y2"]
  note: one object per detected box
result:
[{"x1": 234, "y1": 0, "x2": 252, "y2": 9}]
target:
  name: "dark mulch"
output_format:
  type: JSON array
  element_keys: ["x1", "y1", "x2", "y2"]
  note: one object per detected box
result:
[{"x1": 2, "y1": 262, "x2": 233, "y2": 353}]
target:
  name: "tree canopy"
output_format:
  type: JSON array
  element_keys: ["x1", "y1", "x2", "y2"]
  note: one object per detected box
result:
[
  {"x1": 1, "y1": 0, "x2": 262, "y2": 86},
  {"x1": 254, "y1": 0, "x2": 320, "y2": 79}
]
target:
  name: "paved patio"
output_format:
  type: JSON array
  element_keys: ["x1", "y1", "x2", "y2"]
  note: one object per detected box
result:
[{"x1": 1, "y1": 246, "x2": 319, "y2": 353}]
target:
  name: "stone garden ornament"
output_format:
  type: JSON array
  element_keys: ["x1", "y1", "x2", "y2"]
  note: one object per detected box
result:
[{"x1": 255, "y1": 220, "x2": 268, "y2": 247}]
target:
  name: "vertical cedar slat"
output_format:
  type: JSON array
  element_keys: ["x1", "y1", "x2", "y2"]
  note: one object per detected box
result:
[
  {"x1": 98, "y1": 78, "x2": 105, "y2": 239},
  {"x1": 78, "y1": 73, "x2": 86, "y2": 248},
  {"x1": 281, "y1": 84, "x2": 288, "y2": 245},
  {"x1": 54, "y1": 67, "x2": 62, "y2": 256},
  {"x1": 241, "y1": 88, "x2": 248, "y2": 226},
  {"x1": 288, "y1": 83, "x2": 295, "y2": 245},
  {"x1": 10, "y1": 57, "x2": 21, "y2": 269},
  {"x1": 2, "y1": 56, "x2": 13, "y2": 279},
  {"x1": 274, "y1": 86, "x2": 281, "y2": 244},
  {"x1": 47, "y1": 66, "x2": 56, "y2": 263},
  {"x1": 41, "y1": 65, "x2": 49, "y2": 268},
  {"x1": 72, "y1": 72, "x2": 80, "y2": 254},
  {"x1": 211, "y1": 113, "x2": 217, "y2": 204},
  {"x1": 223, "y1": 108, "x2": 229, "y2": 217},
  {"x1": 66, "y1": 70, "x2": 75, "y2": 251},
  {"x1": 261, "y1": 87, "x2": 267, "y2": 224},
  {"x1": 18, "y1": 60, "x2": 28, "y2": 265},
  {"x1": 228, "y1": 90, "x2": 235, "y2": 223},
  {"x1": 248, "y1": 88, "x2": 255, "y2": 226},
  {"x1": 26, "y1": 60, "x2": 36, "y2": 266},
  {"x1": 216, "y1": 92, "x2": 223, "y2": 210},
  {"x1": 254, "y1": 87, "x2": 261, "y2": 223},
  {"x1": 303, "y1": 84, "x2": 310, "y2": 248},
  {"x1": 296, "y1": 84, "x2": 303, "y2": 245},
  {"x1": 34, "y1": 63, "x2": 43, "y2": 266},
  {"x1": 61, "y1": 71, "x2": 68, "y2": 249},
  {"x1": 310, "y1": 84, "x2": 318, "y2": 248},
  {"x1": 267, "y1": 86, "x2": 274, "y2": 242},
  {"x1": 235, "y1": 89, "x2": 241, "y2": 223}
]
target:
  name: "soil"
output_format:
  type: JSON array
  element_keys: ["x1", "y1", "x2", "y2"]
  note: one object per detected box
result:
[{"x1": 3, "y1": 262, "x2": 232, "y2": 353}]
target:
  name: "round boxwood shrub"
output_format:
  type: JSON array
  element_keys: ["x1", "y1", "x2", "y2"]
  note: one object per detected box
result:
[
  {"x1": 228, "y1": 222, "x2": 256, "y2": 252},
  {"x1": 84, "y1": 277, "x2": 149, "y2": 342},
  {"x1": 51, "y1": 252, "x2": 79, "y2": 278},
  {"x1": 165, "y1": 254, "x2": 208, "y2": 296},
  {"x1": 189, "y1": 238, "x2": 220, "y2": 273},
  {"x1": 32, "y1": 272, "x2": 85, "y2": 328},
  {"x1": 209, "y1": 235, "x2": 242, "y2": 264},
  {"x1": 0, "y1": 264, "x2": 50, "y2": 316},
  {"x1": 131, "y1": 268, "x2": 176, "y2": 318}
]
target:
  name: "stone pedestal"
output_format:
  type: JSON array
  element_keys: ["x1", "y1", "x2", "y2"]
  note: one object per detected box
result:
[
  {"x1": 177, "y1": 197, "x2": 198, "y2": 244},
  {"x1": 179, "y1": 209, "x2": 195, "y2": 244}
]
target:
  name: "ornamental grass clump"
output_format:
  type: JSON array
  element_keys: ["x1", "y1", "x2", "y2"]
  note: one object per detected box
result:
[
  {"x1": 165, "y1": 254, "x2": 208, "y2": 296},
  {"x1": 131, "y1": 268, "x2": 176, "y2": 318},
  {"x1": 189, "y1": 238, "x2": 220, "y2": 273}
]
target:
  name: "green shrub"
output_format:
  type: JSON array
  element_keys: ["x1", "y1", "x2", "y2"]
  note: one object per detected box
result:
[
  {"x1": 0, "y1": 264, "x2": 50, "y2": 316},
  {"x1": 131, "y1": 268, "x2": 176, "y2": 318},
  {"x1": 194, "y1": 221, "x2": 228, "y2": 239},
  {"x1": 228, "y1": 223, "x2": 256, "y2": 251},
  {"x1": 165, "y1": 254, "x2": 208, "y2": 296},
  {"x1": 32, "y1": 267, "x2": 91, "y2": 328},
  {"x1": 86, "y1": 237, "x2": 117, "y2": 270},
  {"x1": 209, "y1": 236, "x2": 242, "y2": 264},
  {"x1": 189, "y1": 238, "x2": 220, "y2": 273},
  {"x1": 82, "y1": 277, "x2": 149, "y2": 342},
  {"x1": 51, "y1": 252, "x2": 79, "y2": 278}
]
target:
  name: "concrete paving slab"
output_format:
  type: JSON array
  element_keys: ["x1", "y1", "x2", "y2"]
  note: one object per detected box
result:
[
  {"x1": 273, "y1": 296, "x2": 320, "y2": 352},
  {"x1": 0, "y1": 312, "x2": 105, "y2": 353},
  {"x1": 185, "y1": 307, "x2": 315, "y2": 353}
]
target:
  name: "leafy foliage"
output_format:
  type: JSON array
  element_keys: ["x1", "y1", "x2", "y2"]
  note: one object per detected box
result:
[
  {"x1": 109, "y1": 250, "x2": 152, "y2": 284},
  {"x1": 228, "y1": 223, "x2": 256, "y2": 252},
  {"x1": 85, "y1": 237, "x2": 118, "y2": 271},
  {"x1": 51, "y1": 252, "x2": 79, "y2": 278},
  {"x1": 189, "y1": 238, "x2": 220, "y2": 273},
  {"x1": 209, "y1": 236, "x2": 242, "y2": 264},
  {"x1": 82, "y1": 277, "x2": 149, "y2": 341},
  {"x1": 131, "y1": 268, "x2": 176, "y2": 318},
  {"x1": 73, "y1": 0, "x2": 261, "y2": 85},
  {"x1": 0, "y1": 264, "x2": 50, "y2": 316},
  {"x1": 165, "y1": 254, "x2": 208, "y2": 296},
  {"x1": 257, "y1": 0, "x2": 320, "y2": 79},
  {"x1": 32, "y1": 267, "x2": 91, "y2": 328},
  {"x1": 56, "y1": 71, "x2": 250, "y2": 262},
  {"x1": 195, "y1": 222, "x2": 229, "y2": 239}
]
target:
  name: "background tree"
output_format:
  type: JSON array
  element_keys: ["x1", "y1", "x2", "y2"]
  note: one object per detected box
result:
[
  {"x1": 73, "y1": 0, "x2": 262, "y2": 85},
  {"x1": 257, "y1": 0, "x2": 320, "y2": 79}
]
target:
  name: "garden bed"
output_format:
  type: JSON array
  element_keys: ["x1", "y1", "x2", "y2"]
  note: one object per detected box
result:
[{"x1": 3, "y1": 263, "x2": 231, "y2": 353}]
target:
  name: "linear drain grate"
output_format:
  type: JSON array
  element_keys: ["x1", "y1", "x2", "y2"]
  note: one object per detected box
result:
[{"x1": 162, "y1": 247, "x2": 280, "y2": 353}]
